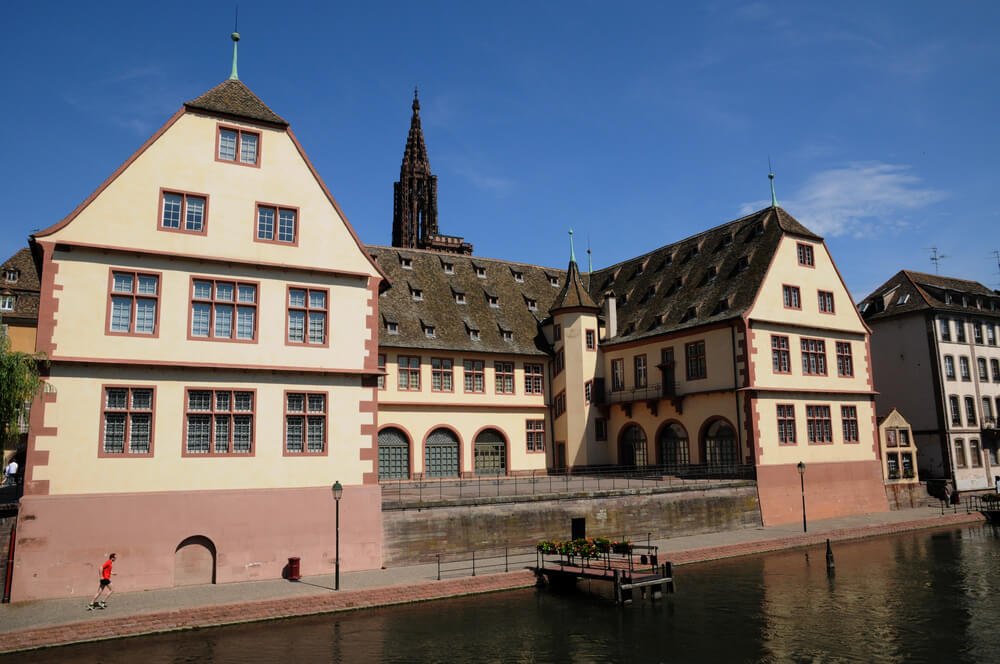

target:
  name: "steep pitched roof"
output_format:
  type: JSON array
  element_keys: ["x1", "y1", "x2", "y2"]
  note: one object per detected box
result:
[
  {"x1": 588, "y1": 206, "x2": 812, "y2": 344},
  {"x1": 859, "y1": 270, "x2": 1000, "y2": 322},
  {"x1": 371, "y1": 246, "x2": 566, "y2": 356},
  {"x1": 0, "y1": 247, "x2": 41, "y2": 322},
  {"x1": 551, "y1": 259, "x2": 599, "y2": 312},
  {"x1": 184, "y1": 79, "x2": 288, "y2": 127}
]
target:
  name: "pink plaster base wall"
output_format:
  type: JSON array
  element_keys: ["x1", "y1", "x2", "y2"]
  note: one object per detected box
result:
[
  {"x1": 11, "y1": 484, "x2": 382, "y2": 602},
  {"x1": 757, "y1": 460, "x2": 889, "y2": 526}
]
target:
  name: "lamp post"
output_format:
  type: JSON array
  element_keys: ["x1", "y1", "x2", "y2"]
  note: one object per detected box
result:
[
  {"x1": 332, "y1": 480, "x2": 343, "y2": 590},
  {"x1": 797, "y1": 461, "x2": 807, "y2": 533}
]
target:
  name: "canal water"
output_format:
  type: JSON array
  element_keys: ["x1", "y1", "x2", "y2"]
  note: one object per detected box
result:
[{"x1": 9, "y1": 525, "x2": 1000, "y2": 663}]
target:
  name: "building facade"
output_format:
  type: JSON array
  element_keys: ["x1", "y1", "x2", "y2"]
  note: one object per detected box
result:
[
  {"x1": 14, "y1": 78, "x2": 385, "y2": 601},
  {"x1": 860, "y1": 271, "x2": 1000, "y2": 491}
]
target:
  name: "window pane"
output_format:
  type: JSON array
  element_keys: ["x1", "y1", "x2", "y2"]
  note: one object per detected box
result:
[
  {"x1": 106, "y1": 388, "x2": 128, "y2": 409},
  {"x1": 129, "y1": 413, "x2": 151, "y2": 454},
  {"x1": 214, "y1": 415, "x2": 231, "y2": 453},
  {"x1": 307, "y1": 416, "x2": 325, "y2": 452},
  {"x1": 103, "y1": 413, "x2": 126, "y2": 453},
  {"x1": 278, "y1": 209, "x2": 296, "y2": 242},
  {"x1": 236, "y1": 306, "x2": 255, "y2": 340},
  {"x1": 288, "y1": 310, "x2": 305, "y2": 342},
  {"x1": 214, "y1": 304, "x2": 233, "y2": 338},
  {"x1": 188, "y1": 391, "x2": 212, "y2": 411},
  {"x1": 111, "y1": 296, "x2": 132, "y2": 332},
  {"x1": 289, "y1": 289, "x2": 307, "y2": 307},
  {"x1": 233, "y1": 415, "x2": 252, "y2": 453},
  {"x1": 112, "y1": 273, "x2": 134, "y2": 293},
  {"x1": 286, "y1": 415, "x2": 304, "y2": 452},
  {"x1": 219, "y1": 129, "x2": 237, "y2": 160},
  {"x1": 257, "y1": 207, "x2": 275, "y2": 240},
  {"x1": 237, "y1": 284, "x2": 256, "y2": 303},
  {"x1": 308, "y1": 312, "x2": 326, "y2": 344},
  {"x1": 162, "y1": 193, "x2": 182, "y2": 228},
  {"x1": 239, "y1": 132, "x2": 257, "y2": 164},
  {"x1": 137, "y1": 275, "x2": 158, "y2": 295},
  {"x1": 186, "y1": 415, "x2": 211, "y2": 453},
  {"x1": 309, "y1": 291, "x2": 326, "y2": 309},
  {"x1": 215, "y1": 391, "x2": 230, "y2": 411},
  {"x1": 135, "y1": 299, "x2": 156, "y2": 334},
  {"x1": 234, "y1": 392, "x2": 253, "y2": 411},
  {"x1": 185, "y1": 196, "x2": 205, "y2": 231},
  {"x1": 193, "y1": 280, "x2": 212, "y2": 299},
  {"x1": 215, "y1": 282, "x2": 234, "y2": 301},
  {"x1": 191, "y1": 302, "x2": 211, "y2": 337},
  {"x1": 307, "y1": 394, "x2": 325, "y2": 413},
  {"x1": 286, "y1": 393, "x2": 304, "y2": 412},
  {"x1": 131, "y1": 389, "x2": 153, "y2": 410}
]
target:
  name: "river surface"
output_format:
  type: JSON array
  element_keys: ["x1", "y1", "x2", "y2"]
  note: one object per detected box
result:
[{"x1": 9, "y1": 525, "x2": 1000, "y2": 663}]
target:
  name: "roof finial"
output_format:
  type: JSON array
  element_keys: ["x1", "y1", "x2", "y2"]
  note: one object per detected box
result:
[
  {"x1": 569, "y1": 229, "x2": 576, "y2": 264},
  {"x1": 768, "y1": 156, "x2": 778, "y2": 208},
  {"x1": 587, "y1": 237, "x2": 593, "y2": 290},
  {"x1": 412, "y1": 86, "x2": 420, "y2": 113},
  {"x1": 229, "y1": 9, "x2": 240, "y2": 81}
]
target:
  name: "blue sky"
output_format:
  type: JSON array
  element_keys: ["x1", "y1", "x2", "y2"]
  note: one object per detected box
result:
[{"x1": 3, "y1": 1, "x2": 999, "y2": 298}]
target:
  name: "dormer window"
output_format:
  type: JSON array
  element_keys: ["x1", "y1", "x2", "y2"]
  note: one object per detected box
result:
[
  {"x1": 454, "y1": 292, "x2": 466, "y2": 305},
  {"x1": 501, "y1": 329, "x2": 513, "y2": 342},
  {"x1": 487, "y1": 294, "x2": 499, "y2": 308},
  {"x1": 715, "y1": 235, "x2": 733, "y2": 252},
  {"x1": 644, "y1": 285, "x2": 656, "y2": 301},
  {"x1": 4, "y1": 269, "x2": 18, "y2": 283},
  {"x1": 702, "y1": 266, "x2": 717, "y2": 285},
  {"x1": 665, "y1": 279, "x2": 682, "y2": 297},
  {"x1": 410, "y1": 287, "x2": 423, "y2": 301},
  {"x1": 858, "y1": 302, "x2": 870, "y2": 313},
  {"x1": 217, "y1": 125, "x2": 259, "y2": 166},
  {"x1": 423, "y1": 324, "x2": 436, "y2": 338},
  {"x1": 469, "y1": 328, "x2": 481, "y2": 341},
  {"x1": 548, "y1": 275, "x2": 559, "y2": 287},
  {"x1": 511, "y1": 269, "x2": 524, "y2": 282},
  {"x1": 944, "y1": 292, "x2": 953, "y2": 305},
  {"x1": 526, "y1": 298, "x2": 538, "y2": 311},
  {"x1": 386, "y1": 321, "x2": 399, "y2": 335},
  {"x1": 663, "y1": 254, "x2": 674, "y2": 267},
  {"x1": 897, "y1": 294, "x2": 910, "y2": 305},
  {"x1": 442, "y1": 261, "x2": 454, "y2": 275},
  {"x1": 401, "y1": 257, "x2": 413, "y2": 270},
  {"x1": 0, "y1": 295, "x2": 14, "y2": 312},
  {"x1": 732, "y1": 256, "x2": 750, "y2": 275},
  {"x1": 619, "y1": 292, "x2": 628, "y2": 306},
  {"x1": 712, "y1": 299, "x2": 729, "y2": 315},
  {"x1": 680, "y1": 306, "x2": 697, "y2": 323},
  {"x1": 475, "y1": 265, "x2": 487, "y2": 278}
]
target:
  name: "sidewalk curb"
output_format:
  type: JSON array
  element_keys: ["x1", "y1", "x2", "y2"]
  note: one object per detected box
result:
[{"x1": 0, "y1": 511, "x2": 986, "y2": 655}]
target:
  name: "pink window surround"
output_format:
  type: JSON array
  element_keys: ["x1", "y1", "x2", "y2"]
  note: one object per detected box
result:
[
  {"x1": 98, "y1": 384, "x2": 156, "y2": 458},
  {"x1": 818, "y1": 290, "x2": 836, "y2": 314},
  {"x1": 524, "y1": 363, "x2": 544, "y2": 395},
  {"x1": 285, "y1": 285, "x2": 329, "y2": 347},
  {"x1": 377, "y1": 353, "x2": 387, "y2": 391},
  {"x1": 181, "y1": 388, "x2": 257, "y2": 457},
  {"x1": 431, "y1": 357, "x2": 455, "y2": 393},
  {"x1": 526, "y1": 419, "x2": 545, "y2": 453},
  {"x1": 841, "y1": 405, "x2": 859, "y2": 443},
  {"x1": 398, "y1": 356, "x2": 421, "y2": 391},
  {"x1": 777, "y1": 403, "x2": 796, "y2": 444},
  {"x1": 157, "y1": 188, "x2": 209, "y2": 236},
  {"x1": 796, "y1": 243, "x2": 815, "y2": 267},
  {"x1": 254, "y1": 202, "x2": 300, "y2": 246},
  {"x1": 771, "y1": 335, "x2": 791, "y2": 374},
  {"x1": 806, "y1": 404, "x2": 833, "y2": 444},
  {"x1": 187, "y1": 276, "x2": 259, "y2": 344},
  {"x1": 782, "y1": 284, "x2": 802, "y2": 310},
  {"x1": 586, "y1": 329, "x2": 597, "y2": 350},
  {"x1": 283, "y1": 391, "x2": 329, "y2": 456},
  {"x1": 215, "y1": 124, "x2": 261, "y2": 168},
  {"x1": 105, "y1": 268, "x2": 162, "y2": 338}
]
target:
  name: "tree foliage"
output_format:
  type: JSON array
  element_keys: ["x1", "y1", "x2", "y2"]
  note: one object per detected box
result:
[{"x1": 0, "y1": 324, "x2": 46, "y2": 448}]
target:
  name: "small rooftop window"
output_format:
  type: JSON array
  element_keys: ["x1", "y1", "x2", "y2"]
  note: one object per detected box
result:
[
  {"x1": 511, "y1": 269, "x2": 524, "y2": 282},
  {"x1": 712, "y1": 299, "x2": 729, "y2": 315},
  {"x1": 548, "y1": 275, "x2": 559, "y2": 287},
  {"x1": 442, "y1": 261, "x2": 454, "y2": 274},
  {"x1": 386, "y1": 321, "x2": 399, "y2": 335},
  {"x1": 475, "y1": 266, "x2": 486, "y2": 278},
  {"x1": 526, "y1": 297, "x2": 538, "y2": 311},
  {"x1": 680, "y1": 307, "x2": 697, "y2": 323},
  {"x1": 455, "y1": 292, "x2": 466, "y2": 304},
  {"x1": 423, "y1": 324, "x2": 436, "y2": 338},
  {"x1": 400, "y1": 257, "x2": 413, "y2": 270},
  {"x1": 701, "y1": 266, "x2": 717, "y2": 286},
  {"x1": 410, "y1": 287, "x2": 423, "y2": 302},
  {"x1": 501, "y1": 329, "x2": 513, "y2": 342},
  {"x1": 469, "y1": 328, "x2": 481, "y2": 341},
  {"x1": 897, "y1": 294, "x2": 910, "y2": 305},
  {"x1": 3, "y1": 269, "x2": 18, "y2": 283}
]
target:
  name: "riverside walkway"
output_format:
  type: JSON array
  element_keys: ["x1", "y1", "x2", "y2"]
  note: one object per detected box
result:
[{"x1": 0, "y1": 505, "x2": 984, "y2": 655}]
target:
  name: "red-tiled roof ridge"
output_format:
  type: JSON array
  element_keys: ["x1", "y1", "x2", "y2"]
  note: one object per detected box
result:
[{"x1": 184, "y1": 79, "x2": 288, "y2": 127}]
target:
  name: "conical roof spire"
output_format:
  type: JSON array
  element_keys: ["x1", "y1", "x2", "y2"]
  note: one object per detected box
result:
[
  {"x1": 551, "y1": 233, "x2": 599, "y2": 312},
  {"x1": 401, "y1": 87, "x2": 429, "y2": 174},
  {"x1": 768, "y1": 158, "x2": 778, "y2": 208}
]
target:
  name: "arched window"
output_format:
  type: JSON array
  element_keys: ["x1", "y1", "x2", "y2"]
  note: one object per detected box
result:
[
  {"x1": 474, "y1": 428, "x2": 507, "y2": 476},
  {"x1": 378, "y1": 427, "x2": 410, "y2": 480},
  {"x1": 425, "y1": 428, "x2": 460, "y2": 478},
  {"x1": 658, "y1": 423, "x2": 690, "y2": 469},
  {"x1": 619, "y1": 424, "x2": 648, "y2": 467},
  {"x1": 703, "y1": 420, "x2": 738, "y2": 467}
]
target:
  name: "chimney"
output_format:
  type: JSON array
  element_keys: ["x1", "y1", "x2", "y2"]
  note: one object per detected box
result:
[{"x1": 603, "y1": 291, "x2": 617, "y2": 339}]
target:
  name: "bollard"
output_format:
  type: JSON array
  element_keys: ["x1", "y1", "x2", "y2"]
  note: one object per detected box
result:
[{"x1": 825, "y1": 539, "x2": 835, "y2": 578}]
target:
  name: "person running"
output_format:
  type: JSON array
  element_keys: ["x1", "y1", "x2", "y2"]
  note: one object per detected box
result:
[{"x1": 89, "y1": 553, "x2": 117, "y2": 610}]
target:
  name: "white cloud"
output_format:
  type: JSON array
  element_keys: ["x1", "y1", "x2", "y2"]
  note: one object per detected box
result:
[{"x1": 741, "y1": 162, "x2": 946, "y2": 237}]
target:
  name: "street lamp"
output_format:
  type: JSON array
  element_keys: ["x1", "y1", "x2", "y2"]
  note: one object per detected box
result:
[
  {"x1": 332, "y1": 480, "x2": 343, "y2": 590},
  {"x1": 797, "y1": 461, "x2": 807, "y2": 533}
]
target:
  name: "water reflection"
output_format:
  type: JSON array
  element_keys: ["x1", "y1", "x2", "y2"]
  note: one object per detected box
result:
[{"x1": 7, "y1": 526, "x2": 1000, "y2": 663}]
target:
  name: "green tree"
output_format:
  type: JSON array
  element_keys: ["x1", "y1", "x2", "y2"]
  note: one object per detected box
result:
[{"x1": 0, "y1": 322, "x2": 46, "y2": 450}]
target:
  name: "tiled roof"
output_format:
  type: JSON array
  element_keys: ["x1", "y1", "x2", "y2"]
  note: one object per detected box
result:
[
  {"x1": 0, "y1": 247, "x2": 41, "y2": 322},
  {"x1": 551, "y1": 259, "x2": 599, "y2": 312},
  {"x1": 588, "y1": 207, "x2": 808, "y2": 344},
  {"x1": 371, "y1": 246, "x2": 566, "y2": 356},
  {"x1": 859, "y1": 270, "x2": 1000, "y2": 322},
  {"x1": 184, "y1": 80, "x2": 288, "y2": 127}
]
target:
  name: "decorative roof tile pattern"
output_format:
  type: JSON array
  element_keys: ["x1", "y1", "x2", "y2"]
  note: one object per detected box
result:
[
  {"x1": 588, "y1": 207, "x2": 810, "y2": 344},
  {"x1": 372, "y1": 246, "x2": 566, "y2": 356},
  {"x1": 184, "y1": 80, "x2": 288, "y2": 127},
  {"x1": 0, "y1": 247, "x2": 41, "y2": 323},
  {"x1": 859, "y1": 270, "x2": 1000, "y2": 322}
]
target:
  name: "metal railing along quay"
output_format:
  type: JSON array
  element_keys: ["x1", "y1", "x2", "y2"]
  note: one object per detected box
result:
[{"x1": 381, "y1": 463, "x2": 756, "y2": 507}]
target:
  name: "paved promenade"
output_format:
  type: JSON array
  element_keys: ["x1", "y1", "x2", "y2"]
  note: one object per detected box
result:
[{"x1": 0, "y1": 504, "x2": 984, "y2": 655}]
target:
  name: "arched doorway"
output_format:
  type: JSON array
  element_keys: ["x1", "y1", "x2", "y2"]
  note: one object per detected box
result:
[
  {"x1": 657, "y1": 422, "x2": 690, "y2": 470},
  {"x1": 425, "y1": 428, "x2": 460, "y2": 477},
  {"x1": 378, "y1": 427, "x2": 411, "y2": 480},
  {"x1": 619, "y1": 424, "x2": 648, "y2": 467},
  {"x1": 474, "y1": 428, "x2": 507, "y2": 475},
  {"x1": 703, "y1": 419, "x2": 738, "y2": 468},
  {"x1": 174, "y1": 535, "x2": 216, "y2": 586}
]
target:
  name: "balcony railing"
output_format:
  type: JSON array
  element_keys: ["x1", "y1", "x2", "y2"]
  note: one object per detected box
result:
[{"x1": 606, "y1": 381, "x2": 676, "y2": 405}]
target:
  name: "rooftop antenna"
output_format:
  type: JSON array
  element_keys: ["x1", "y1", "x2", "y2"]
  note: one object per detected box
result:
[
  {"x1": 768, "y1": 156, "x2": 778, "y2": 208},
  {"x1": 927, "y1": 247, "x2": 948, "y2": 274},
  {"x1": 229, "y1": 7, "x2": 240, "y2": 81},
  {"x1": 587, "y1": 236, "x2": 593, "y2": 290}
]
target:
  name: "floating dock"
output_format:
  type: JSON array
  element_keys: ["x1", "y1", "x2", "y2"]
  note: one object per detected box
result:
[{"x1": 534, "y1": 544, "x2": 674, "y2": 605}]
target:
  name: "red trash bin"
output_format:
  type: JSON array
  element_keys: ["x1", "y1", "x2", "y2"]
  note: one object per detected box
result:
[{"x1": 287, "y1": 556, "x2": 301, "y2": 581}]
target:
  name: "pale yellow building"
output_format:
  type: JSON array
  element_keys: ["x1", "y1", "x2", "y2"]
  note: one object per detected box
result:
[{"x1": 14, "y1": 76, "x2": 386, "y2": 601}]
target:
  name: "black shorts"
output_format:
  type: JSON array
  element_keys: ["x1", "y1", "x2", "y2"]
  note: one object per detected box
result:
[{"x1": 100, "y1": 579, "x2": 111, "y2": 588}]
